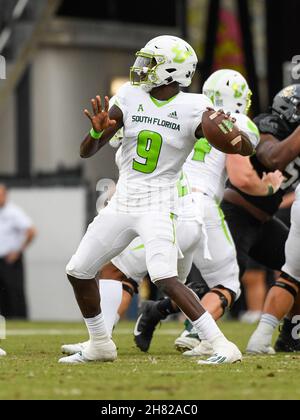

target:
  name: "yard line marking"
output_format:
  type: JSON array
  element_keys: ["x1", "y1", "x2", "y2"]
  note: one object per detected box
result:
[
  {"x1": 6, "y1": 328, "x2": 182, "y2": 337},
  {"x1": 148, "y1": 370, "x2": 198, "y2": 374}
]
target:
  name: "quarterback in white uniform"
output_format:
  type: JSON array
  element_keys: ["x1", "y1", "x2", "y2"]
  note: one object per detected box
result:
[
  {"x1": 59, "y1": 36, "x2": 254, "y2": 365},
  {"x1": 61, "y1": 70, "x2": 282, "y2": 360}
]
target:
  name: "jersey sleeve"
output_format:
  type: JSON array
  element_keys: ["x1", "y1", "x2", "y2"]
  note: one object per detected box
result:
[
  {"x1": 109, "y1": 95, "x2": 117, "y2": 109},
  {"x1": 109, "y1": 95, "x2": 124, "y2": 148},
  {"x1": 235, "y1": 114, "x2": 260, "y2": 148},
  {"x1": 114, "y1": 82, "x2": 132, "y2": 120},
  {"x1": 254, "y1": 113, "x2": 294, "y2": 139},
  {"x1": 190, "y1": 94, "x2": 214, "y2": 140}
]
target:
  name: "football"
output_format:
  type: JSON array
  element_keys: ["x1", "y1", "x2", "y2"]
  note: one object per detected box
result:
[{"x1": 202, "y1": 110, "x2": 242, "y2": 154}]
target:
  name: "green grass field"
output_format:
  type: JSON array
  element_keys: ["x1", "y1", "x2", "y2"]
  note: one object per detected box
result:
[{"x1": 0, "y1": 320, "x2": 300, "y2": 400}]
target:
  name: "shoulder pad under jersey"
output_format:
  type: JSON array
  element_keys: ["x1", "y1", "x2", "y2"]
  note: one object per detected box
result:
[{"x1": 254, "y1": 113, "x2": 280, "y2": 136}]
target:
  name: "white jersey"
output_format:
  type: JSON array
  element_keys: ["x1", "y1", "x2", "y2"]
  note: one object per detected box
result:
[
  {"x1": 109, "y1": 82, "x2": 213, "y2": 214},
  {"x1": 183, "y1": 113, "x2": 260, "y2": 202},
  {"x1": 115, "y1": 146, "x2": 197, "y2": 222}
]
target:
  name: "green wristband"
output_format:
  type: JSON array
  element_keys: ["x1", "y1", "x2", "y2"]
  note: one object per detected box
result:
[
  {"x1": 90, "y1": 128, "x2": 104, "y2": 140},
  {"x1": 267, "y1": 185, "x2": 274, "y2": 196}
]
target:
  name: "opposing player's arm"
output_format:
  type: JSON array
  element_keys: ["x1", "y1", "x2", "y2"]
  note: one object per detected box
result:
[
  {"x1": 80, "y1": 96, "x2": 123, "y2": 159},
  {"x1": 256, "y1": 126, "x2": 300, "y2": 171},
  {"x1": 226, "y1": 154, "x2": 284, "y2": 196}
]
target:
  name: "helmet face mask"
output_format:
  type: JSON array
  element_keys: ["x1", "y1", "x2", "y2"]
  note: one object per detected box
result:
[
  {"x1": 130, "y1": 51, "x2": 166, "y2": 89},
  {"x1": 272, "y1": 85, "x2": 300, "y2": 125},
  {"x1": 203, "y1": 69, "x2": 252, "y2": 115},
  {"x1": 130, "y1": 35, "x2": 198, "y2": 92}
]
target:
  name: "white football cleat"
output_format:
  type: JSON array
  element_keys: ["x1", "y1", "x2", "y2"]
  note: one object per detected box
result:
[
  {"x1": 246, "y1": 334, "x2": 276, "y2": 355},
  {"x1": 0, "y1": 348, "x2": 7, "y2": 357},
  {"x1": 198, "y1": 340, "x2": 242, "y2": 365},
  {"x1": 58, "y1": 340, "x2": 117, "y2": 364},
  {"x1": 61, "y1": 341, "x2": 89, "y2": 355},
  {"x1": 174, "y1": 328, "x2": 200, "y2": 352},
  {"x1": 182, "y1": 340, "x2": 214, "y2": 358},
  {"x1": 58, "y1": 352, "x2": 90, "y2": 364}
]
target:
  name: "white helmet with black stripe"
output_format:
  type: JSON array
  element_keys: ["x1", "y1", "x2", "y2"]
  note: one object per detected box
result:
[{"x1": 203, "y1": 69, "x2": 252, "y2": 115}]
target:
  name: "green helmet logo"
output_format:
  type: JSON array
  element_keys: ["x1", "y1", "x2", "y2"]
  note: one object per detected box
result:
[
  {"x1": 232, "y1": 82, "x2": 247, "y2": 99},
  {"x1": 172, "y1": 45, "x2": 193, "y2": 63}
]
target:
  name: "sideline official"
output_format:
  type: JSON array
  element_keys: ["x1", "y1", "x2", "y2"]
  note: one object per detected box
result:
[{"x1": 0, "y1": 184, "x2": 36, "y2": 319}]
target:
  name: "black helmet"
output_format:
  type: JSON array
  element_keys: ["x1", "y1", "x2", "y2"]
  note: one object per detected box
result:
[{"x1": 272, "y1": 84, "x2": 300, "y2": 124}]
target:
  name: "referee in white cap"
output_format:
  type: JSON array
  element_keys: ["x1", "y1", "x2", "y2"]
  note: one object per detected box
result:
[{"x1": 0, "y1": 184, "x2": 36, "y2": 319}]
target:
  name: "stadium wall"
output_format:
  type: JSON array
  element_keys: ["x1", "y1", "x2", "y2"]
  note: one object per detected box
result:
[{"x1": 10, "y1": 187, "x2": 86, "y2": 321}]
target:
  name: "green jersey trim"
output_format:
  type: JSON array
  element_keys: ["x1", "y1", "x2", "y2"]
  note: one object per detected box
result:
[
  {"x1": 176, "y1": 171, "x2": 190, "y2": 198},
  {"x1": 247, "y1": 119, "x2": 260, "y2": 137},
  {"x1": 131, "y1": 244, "x2": 145, "y2": 252},
  {"x1": 150, "y1": 93, "x2": 179, "y2": 108}
]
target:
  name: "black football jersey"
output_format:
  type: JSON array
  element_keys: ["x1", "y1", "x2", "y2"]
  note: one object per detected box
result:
[{"x1": 228, "y1": 113, "x2": 300, "y2": 216}]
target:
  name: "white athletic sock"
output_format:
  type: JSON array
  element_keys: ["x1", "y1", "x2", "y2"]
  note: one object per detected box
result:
[
  {"x1": 192, "y1": 311, "x2": 225, "y2": 344},
  {"x1": 254, "y1": 314, "x2": 280, "y2": 343},
  {"x1": 99, "y1": 280, "x2": 123, "y2": 337},
  {"x1": 84, "y1": 313, "x2": 110, "y2": 346}
]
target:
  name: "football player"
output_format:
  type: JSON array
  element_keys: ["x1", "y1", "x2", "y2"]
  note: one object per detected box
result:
[{"x1": 60, "y1": 35, "x2": 253, "y2": 364}]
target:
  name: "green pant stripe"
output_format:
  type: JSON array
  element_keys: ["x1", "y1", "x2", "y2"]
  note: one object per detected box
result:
[
  {"x1": 216, "y1": 203, "x2": 233, "y2": 245},
  {"x1": 170, "y1": 213, "x2": 176, "y2": 245}
]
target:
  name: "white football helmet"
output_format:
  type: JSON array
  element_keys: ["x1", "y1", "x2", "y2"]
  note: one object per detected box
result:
[
  {"x1": 203, "y1": 69, "x2": 252, "y2": 115},
  {"x1": 130, "y1": 35, "x2": 198, "y2": 92}
]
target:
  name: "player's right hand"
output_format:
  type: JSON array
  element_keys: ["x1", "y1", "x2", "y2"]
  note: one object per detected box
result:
[
  {"x1": 84, "y1": 96, "x2": 116, "y2": 132},
  {"x1": 262, "y1": 170, "x2": 284, "y2": 194}
]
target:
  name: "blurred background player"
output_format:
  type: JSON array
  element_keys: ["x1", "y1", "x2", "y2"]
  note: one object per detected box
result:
[{"x1": 0, "y1": 184, "x2": 36, "y2": 320}]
